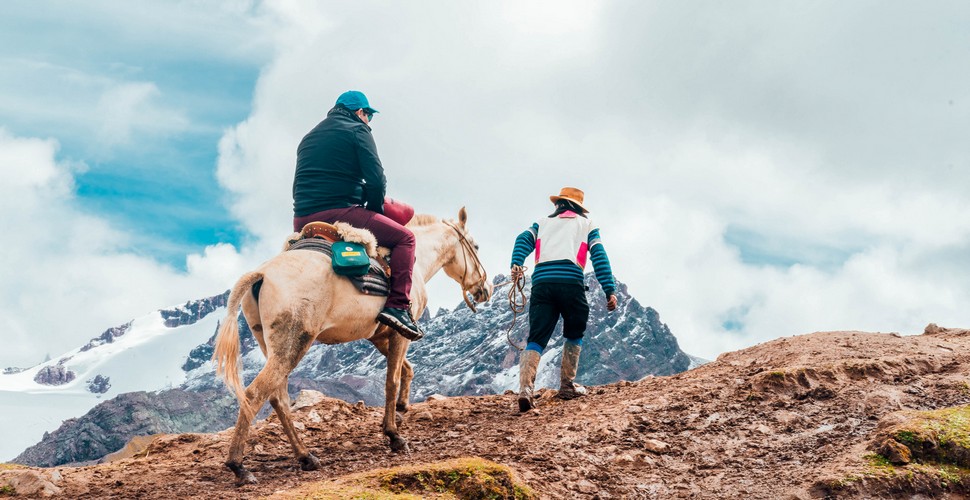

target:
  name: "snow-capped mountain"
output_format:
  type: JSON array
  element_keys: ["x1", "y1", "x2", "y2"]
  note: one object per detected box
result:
[
  {"x1": 0, "y1": 292, "x2": 228, "y2": 461},
  {"x1": 12, "y1": 273, "x2": 692, "y2": 466}
]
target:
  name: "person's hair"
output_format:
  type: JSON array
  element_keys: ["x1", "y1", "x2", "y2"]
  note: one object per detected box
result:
[{"x1": 548, "y1": 199, "x2": 587, "y2": 218}]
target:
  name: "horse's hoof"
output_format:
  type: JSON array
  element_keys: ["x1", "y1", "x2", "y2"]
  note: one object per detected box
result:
[
  {"x1": 227, "y1": 462, "x2": 258, "y2": 486},
  {"x1": 235, "y1": 472, "x2": 257, "y2": 486},
  {"x1": 232, "y1": 469, "x2": 257, "y2": 486},
  {"x1": 300, "y1": 453, "x2": 321, "y2": 471},
  {"x1": 396, "y1": 402, "x2": 409, "y2": 413},
  {"x1": 389, "y1": 436, "x2": 410, "y2": 453}
]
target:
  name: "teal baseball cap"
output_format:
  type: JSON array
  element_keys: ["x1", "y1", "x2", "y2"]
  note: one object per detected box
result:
[{"x1": 335, "y1": 90, "x2": 378, "y2": 114}]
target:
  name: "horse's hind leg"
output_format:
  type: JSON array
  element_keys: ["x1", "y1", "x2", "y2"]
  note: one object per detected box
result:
[
  {"x1": 269, "y1": 382, "x2": 320, "y2": 471},
  {"x1": 227, "y1": 317, "x2": 316, "y2": 484},
  {"x1": 226, "y1": 363, "x2": 288, "y2": 485},
  {"x1": 382, "y1": 334, "x2": 410, "y2": 452}
]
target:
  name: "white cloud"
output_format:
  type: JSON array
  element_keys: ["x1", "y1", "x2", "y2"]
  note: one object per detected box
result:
[
  {"x1": 0, "y1": 129, "x2": 250, "y2": 367},
  {"x1": 95, "y1": 82, "x2": 189, "y2": 149}
]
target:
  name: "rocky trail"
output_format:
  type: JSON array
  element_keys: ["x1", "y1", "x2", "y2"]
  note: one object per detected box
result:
[{"x1": 7, "y1": 324, "x2": 970, "y2": 498}]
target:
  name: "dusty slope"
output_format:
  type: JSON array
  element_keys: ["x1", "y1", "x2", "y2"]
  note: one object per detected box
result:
[{"x1": 11, "y1": 324, "x2": 970, "y2": 499}]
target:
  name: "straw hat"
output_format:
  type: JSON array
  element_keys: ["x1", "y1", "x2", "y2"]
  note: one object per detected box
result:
[{"x1": 549, "y1": 187, "x2": 588, "y2": 213}]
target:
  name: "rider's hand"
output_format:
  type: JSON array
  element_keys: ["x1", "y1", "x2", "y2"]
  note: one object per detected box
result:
[
  {"x1": 606, "y1": 294, "x2": 618, "y2": 312},
  {"x1": 510, "y1": 265, "x2": 524, "y2": 281}
]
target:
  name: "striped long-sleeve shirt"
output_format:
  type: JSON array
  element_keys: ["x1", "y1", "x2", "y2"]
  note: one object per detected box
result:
[{"x1": 510, "y1": 211, "x2": 616, "y2": 296}]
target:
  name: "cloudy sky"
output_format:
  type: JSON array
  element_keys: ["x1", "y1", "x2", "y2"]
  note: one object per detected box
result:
[{"x1": 1, "y1": 1, "x2": 968, "y2": 368}]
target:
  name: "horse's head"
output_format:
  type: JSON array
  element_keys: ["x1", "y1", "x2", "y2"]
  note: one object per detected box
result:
[{"x1": 442, "y1": 207, "x2": 492, "y2": 312}]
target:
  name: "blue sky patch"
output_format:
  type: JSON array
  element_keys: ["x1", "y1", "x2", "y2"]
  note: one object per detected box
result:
[
  {"x1": 723, "y1": 225, "x2": 860, "y2": 270},
  {"x1": 0, "y1": 7, "x2": 264, "y2": 268}
]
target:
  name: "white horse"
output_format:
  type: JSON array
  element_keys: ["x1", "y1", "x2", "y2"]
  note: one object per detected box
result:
[{"x1": 212, "y1": 208, "x2": 491, "y2": 485}]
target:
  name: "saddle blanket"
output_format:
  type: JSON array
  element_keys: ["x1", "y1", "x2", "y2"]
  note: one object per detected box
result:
[{"x1": 287, "y1": 238, "x2": 390, "y2": 297}]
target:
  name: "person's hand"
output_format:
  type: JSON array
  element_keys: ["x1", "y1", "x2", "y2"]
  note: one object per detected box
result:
[
  {"x1": 510, "y1": 265, "x2": 524, "y2": 281},
  {"x1": 606, "y1": 294, "x2": 618, "y2": 312}
]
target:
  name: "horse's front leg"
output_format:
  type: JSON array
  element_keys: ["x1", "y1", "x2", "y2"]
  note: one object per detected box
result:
[
  {"x1": 397, "y1": 358, "x2": 414, "y2": 413},
  {"x1": 383, "y1": 334, "x2": 410, "y2": 452},
  {"x1": 368, "y1": 328, "x2": 412, "y2": 413}
]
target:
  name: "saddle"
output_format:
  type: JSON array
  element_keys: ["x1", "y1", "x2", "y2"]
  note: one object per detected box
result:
[{"x1": 285, "y1": 222, "x2": 392, "y2": 297}]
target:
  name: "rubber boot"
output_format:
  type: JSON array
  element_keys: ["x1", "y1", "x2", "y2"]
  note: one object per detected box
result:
[
  {"x1": 517, "y1": 349, "x2": 541, "y2": 413},
  {"x1": 557, "y1": 341, "x2": 587, "y2": 400}
]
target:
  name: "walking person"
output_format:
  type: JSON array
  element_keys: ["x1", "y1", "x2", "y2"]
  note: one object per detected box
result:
[
  {"x1": 510, "y1": 187, "x2": 618, "y2": 412},
  {"x1": 292, "y1": 90, "x2": 423, "y2": 340}
]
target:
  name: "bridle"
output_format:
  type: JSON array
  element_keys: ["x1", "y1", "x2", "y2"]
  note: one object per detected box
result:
[{"x1": 442, "y1": 220, "x2": 489, "y2": 313}]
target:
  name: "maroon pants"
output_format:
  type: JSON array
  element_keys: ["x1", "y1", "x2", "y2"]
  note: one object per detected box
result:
[{"x1": 294, "y1": 207, "x2": 415, "y2": 309}]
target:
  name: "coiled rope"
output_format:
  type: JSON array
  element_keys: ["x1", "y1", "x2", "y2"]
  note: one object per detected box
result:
[{"x1": 500, "y1": 265, "x2": 528, "y2": 351}]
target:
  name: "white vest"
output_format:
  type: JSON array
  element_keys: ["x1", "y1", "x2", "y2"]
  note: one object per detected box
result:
[{"x1": 535, "y1": 212, "x2": 596, "y2": 269}]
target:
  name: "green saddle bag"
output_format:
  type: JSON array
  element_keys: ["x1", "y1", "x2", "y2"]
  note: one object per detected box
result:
[{"x1": 331, "y1": 241, "x2": 371, "y2": 277}]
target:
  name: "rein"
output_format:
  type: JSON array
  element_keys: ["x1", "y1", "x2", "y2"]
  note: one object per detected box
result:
[
  {"x1": 496, "y1": 266, "x2": 528, "y2": 351},
  {"x1": 441, "y1": 220, "x2": 524, "y2": 351},
  {"x1": 442, "y1": 220, "x2": 488, "y2": 313}
]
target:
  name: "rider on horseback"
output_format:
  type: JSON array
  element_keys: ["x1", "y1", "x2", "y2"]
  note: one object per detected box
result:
[{"x1": 292, "y1": 90, "x2": 423, "y2": 341}]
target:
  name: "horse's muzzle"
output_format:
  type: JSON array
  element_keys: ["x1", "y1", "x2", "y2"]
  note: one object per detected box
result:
[
  {"x1": 463, "y1": 282, "x2": 492, "y2": 313},
  {"x1": 478, "y1": 282, "x2": 493, "y2": 302}
]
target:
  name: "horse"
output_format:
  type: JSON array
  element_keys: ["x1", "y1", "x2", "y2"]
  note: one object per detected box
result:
[{"x1": 212, "y1": 207, "x2": 491, "y2": 485}]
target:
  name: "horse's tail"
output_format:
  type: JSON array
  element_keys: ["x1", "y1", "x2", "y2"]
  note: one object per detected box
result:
[{"x1": 213, "y1": 271, "x2": 263, "y2": 410}]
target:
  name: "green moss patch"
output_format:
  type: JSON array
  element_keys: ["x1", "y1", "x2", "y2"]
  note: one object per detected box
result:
[
  {"x1": 821, "y1": 463, "x2": 970, "y2": 498},
  {"x1": 273, "y1": 457, "x2": 535, "y2": 499},
  {"x1": 886, "y1": 405, "x2": 970, "y2": 468},
  {"x1": 864, "y1": 453, "x2": 895, "y2": 470},
  {"x1": 819, "y1": 406, "x2": 970, "y2": 496}
]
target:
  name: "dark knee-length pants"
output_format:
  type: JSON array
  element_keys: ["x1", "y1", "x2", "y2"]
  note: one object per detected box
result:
[{"x1": 527, "y1": 282, "x2": 589, "y2": 351}]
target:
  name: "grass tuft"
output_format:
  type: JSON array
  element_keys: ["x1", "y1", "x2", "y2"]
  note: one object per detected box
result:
[{"x1": 274, "y1": 457, "x2": 535, "y2": 499}]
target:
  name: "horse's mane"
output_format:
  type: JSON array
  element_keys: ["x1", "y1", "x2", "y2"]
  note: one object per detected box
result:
[{"x1": 407, "y1": 214, "x2": 439, "y2": 227}]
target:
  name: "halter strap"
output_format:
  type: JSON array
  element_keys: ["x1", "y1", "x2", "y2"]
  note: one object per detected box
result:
[{"x1": 442, "y1": 220, "x2": 488, "y2": 312}]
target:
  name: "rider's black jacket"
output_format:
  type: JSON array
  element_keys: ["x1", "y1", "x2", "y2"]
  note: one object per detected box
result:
[{"x1": 293, "y1": 105, "x2": 386, "y2": 217}]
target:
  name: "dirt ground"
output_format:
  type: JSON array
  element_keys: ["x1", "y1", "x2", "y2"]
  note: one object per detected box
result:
[{"x1": 17, "y1": 324, "x2": 970, "y2": 499}]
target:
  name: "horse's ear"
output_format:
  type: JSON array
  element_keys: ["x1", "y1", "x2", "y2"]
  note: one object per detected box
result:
[{"x1": 458, "y1": 206, "x2": 467, "y2": 228}]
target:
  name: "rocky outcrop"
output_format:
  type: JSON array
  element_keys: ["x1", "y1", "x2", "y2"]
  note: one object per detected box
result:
[
  {"x1": 86, "y1": 374, "x2": 111, "y2": 394},
  {"x1": 181, "y1": 342, "x2": 214, "y2": 372},
  {"x1": 80, "y1": 321, "x2": 133, "y2": 352},
  {"x1": 0, "y1": 469, "x2": 61, "y2": 497},
  {"x1": 181, "y1": 313, "x2": 258, "y2": 372},
  {"x1": 33, "y1": 364, "x2": 76, "y2": 386},
  {"x1": 160, "y1": 290, "x2": 230, "y2": 328}
]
